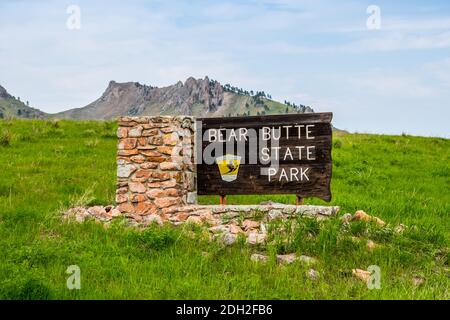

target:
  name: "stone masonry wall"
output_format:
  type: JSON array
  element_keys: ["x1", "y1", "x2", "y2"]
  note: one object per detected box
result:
[{"x1": 115, "y1": 116, "x2": 196, "y2": 220}]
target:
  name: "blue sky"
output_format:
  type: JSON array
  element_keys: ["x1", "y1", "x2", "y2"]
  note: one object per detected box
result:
[{"x1": 1, "y1": 0, "x2": 449, "y2": 137}]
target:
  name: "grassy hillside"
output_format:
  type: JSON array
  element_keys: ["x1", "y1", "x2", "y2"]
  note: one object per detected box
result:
[
  {"x1": 209, "y1": 94, "x2": 299, "y2": 117},
  {"x1": 129, "y1": 94, "x2": 300, "y2": 118},
  {"x1": 50, "y1": 93, "x2": 299, "y2": 119},
  {"x1": 0, "y1": 119, "x2": 448, "y2": 299},
  {"x1": 0, "y1": 98, "x2": 47, "y2": 120}
]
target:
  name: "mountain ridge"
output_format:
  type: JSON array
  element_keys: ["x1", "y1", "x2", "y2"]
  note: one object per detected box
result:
[{"x1": 0, "y1": 77, "x2": 314, "y2": 120}]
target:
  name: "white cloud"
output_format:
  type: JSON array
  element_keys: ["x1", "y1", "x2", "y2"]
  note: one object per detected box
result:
[
  {"x1": 345, "y1": 30, "x2": 450, "y2": 52},
  {"x1": 345, "y1": 72, "x2": 436, "y2": 98},
  {"x1": 424, "y1": 57, "x2": 450, "y2": 87}
]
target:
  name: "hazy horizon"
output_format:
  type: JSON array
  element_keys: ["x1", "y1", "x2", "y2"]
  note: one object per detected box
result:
[{"x1": 1, "y1": 0, "x2": 450, "y2": 138}]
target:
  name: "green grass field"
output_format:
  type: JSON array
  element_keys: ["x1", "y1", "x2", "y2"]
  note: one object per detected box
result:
[{"x1": 0, "y1": 119, "x2": 448, "y2": 299}]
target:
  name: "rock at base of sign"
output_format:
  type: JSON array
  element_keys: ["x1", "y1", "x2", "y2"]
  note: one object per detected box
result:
[
  {"x1": 63, "y1": 206, "x2": 121, "y2": 223},
  {"x1": 247, "y1": 232, "x2": 266, "y2": 245},
  {"x1": 63, "y1": 204, "x2": 341, "y2": 250},
  {"x1": 242, "y1": 219, "x2": 260, "y2": 231},
  {"x1": 64, "y1": 204, "x2": 340, "y2": 226},
  {"x1": 204, "y1": 205, "x2": 340, "y2": 217},
  {"x1": 221, "y1": 233, "x2": 237, "y2": 246}
]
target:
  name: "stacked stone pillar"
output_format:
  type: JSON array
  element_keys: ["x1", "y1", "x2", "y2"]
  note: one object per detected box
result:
[{"x1": 115, "y1": 116, "x2": 196, "y2": 219}]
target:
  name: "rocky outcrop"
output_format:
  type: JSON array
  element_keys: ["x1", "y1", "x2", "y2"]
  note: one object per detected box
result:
[
  {"x1": 54, "y1": 76, "x2": 310, "y2": 120},
  {"x1": 54, "y1": 77, "x2": 226, "y2": 120},
  {"x1": 0, "y1": 85, "x2": 13, "y2": 100}
]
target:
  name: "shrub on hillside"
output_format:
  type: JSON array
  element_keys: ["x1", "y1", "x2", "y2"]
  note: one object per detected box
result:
[{"x1": 0, "y1": 129, "x2": 12, "y2": 146}]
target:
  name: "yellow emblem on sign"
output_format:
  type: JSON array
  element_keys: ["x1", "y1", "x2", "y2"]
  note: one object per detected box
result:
[{"x1": 215, "y1": 154, "x2": 241, "y2": 182}]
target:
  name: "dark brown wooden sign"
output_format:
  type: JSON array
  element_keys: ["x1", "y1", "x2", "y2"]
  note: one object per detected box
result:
[{"x1": 196, "y1": 113, "x2": 333, "y2": 201}]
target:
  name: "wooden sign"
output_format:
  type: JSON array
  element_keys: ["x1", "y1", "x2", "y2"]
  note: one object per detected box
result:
[{"x1": 196, "y1": 113, "x2": 333, "y2": 201}]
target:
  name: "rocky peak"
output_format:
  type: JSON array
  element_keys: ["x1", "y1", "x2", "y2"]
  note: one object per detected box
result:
[
  {"x1": 176, "y1": 76, "x2": 223, "y2": 112},
  {"x1": 0, "y1": 85, "x2": 12, "y2": 100},
  {"x1": 184, "y1": 76, "x2": 197, "y2": 86}
]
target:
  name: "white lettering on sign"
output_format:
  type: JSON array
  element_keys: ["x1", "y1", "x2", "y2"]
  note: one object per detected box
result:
[
  {"x1": 207, "y1": 128, "x2": 251, "y2": 142},
  {"x1": 207, "y1": 124, "x2": 315, "y2": 142},
  {"x1": 204, "y1": 122, "x2": 320, "y2": 183},
  {"x1": 268, "y1": 167, "x2": 310, "y2": 182}
]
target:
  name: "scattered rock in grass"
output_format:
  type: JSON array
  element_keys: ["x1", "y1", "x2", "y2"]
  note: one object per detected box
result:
[
  {"x1": 352, "y1": 268, "x2": 371, "y2": 282},
  {"x1": 412, "y1": 277, "x2": 424, "y2": 286},
  {"x1": 276, "y1": 253, "x2": 298, "y2": 265},
  {"x1": 251, "y1": 253, "x2": 269, "y2": 263},
  {"x1": 395, "y1": 224, "x2": 407, "y2": 234},
  {"x1": 366, "y1": 240, "x2": 377, "y2": 251},
  {"x1": 247, "y1": 232, "x2": 266, "y2": 245},
  {"x1": 352, "y1": 210, "x2": 371, "y2": 222},
  {"x1": 352, "y1": 210, "x2": 385, "y2": 226},
  {"x1": 307, "y1": 268, "x2": 320, "y2": 280},
  {"x1": 341, "y1": 213, "x2": 353, "y2": 224},
  {"x1": 221, "y1": 232, "x2": 237, "y2": 246}
]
